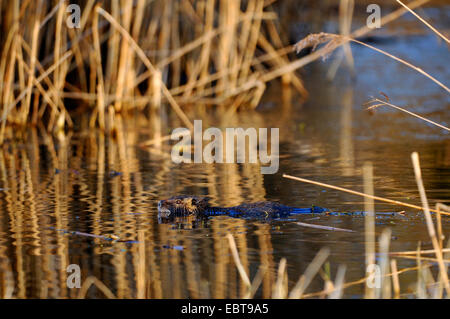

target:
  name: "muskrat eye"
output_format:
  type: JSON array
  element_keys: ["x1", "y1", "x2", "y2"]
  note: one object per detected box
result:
[
  {"x1": 191, "y1": 199, "x2": 197, "y2": 205},
  {"x1": 175, "y1": 199, "x2": 182, "y2": 204}
]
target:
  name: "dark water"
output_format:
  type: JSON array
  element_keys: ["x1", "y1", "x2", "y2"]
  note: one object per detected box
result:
[{"x1": 0, "y1": 22, "x2": 449, "y2": 298}]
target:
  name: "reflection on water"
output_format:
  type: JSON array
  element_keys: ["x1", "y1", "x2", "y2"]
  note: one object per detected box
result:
[{"x1": 0, "y1": 32, "x2": 449, "y2": 298}]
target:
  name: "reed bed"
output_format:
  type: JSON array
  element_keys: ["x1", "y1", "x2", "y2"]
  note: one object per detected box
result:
[{"x1": 0, "y1": 0, "x2": 309, "y2": 143}]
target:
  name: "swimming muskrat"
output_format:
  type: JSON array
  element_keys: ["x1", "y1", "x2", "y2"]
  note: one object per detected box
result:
[
  {"x1": 157, "y1": 195, "x2": 406, "y2": 221},
  {"x1": 157, "y1": 195, "x2": 328, "y2": 220}
]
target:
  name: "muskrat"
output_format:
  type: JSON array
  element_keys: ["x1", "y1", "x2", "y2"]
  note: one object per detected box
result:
[
  {"x1": 157, "y1": 195, "x2": 408, "y2": 222},
  {"x1": 157, "y1": 195, "x2": 329, "y2": 220},
  {"x1": 157, "y1": 195, "x2": 211, "y2": 218}
]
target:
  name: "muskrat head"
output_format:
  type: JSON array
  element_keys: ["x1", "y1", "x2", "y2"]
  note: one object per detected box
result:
[{"x1": 157, "y1": 196, "x2": 210, "y2": 219}]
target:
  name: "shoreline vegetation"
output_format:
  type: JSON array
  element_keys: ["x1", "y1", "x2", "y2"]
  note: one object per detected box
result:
[{"x1": 0, "y1": 0, "x2": 449, "y2": 299}]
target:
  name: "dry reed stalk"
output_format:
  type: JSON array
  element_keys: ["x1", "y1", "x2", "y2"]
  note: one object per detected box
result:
[
  {"x1": 379, "y1": 228, "x2": 392, "y2": 298},
  {"x1": 295, "y1": 221, "x2": 355, "y2": 233},
  {"x1": 272, "y1": 258, "x2": 288, "y2": 299},
  {"x1": 416, "y1": 243, "x2": 427, "y2": 298},
  {"x1": 387, "y1": 254, "x2": 450, "y2": 264},
  {"x1": 396, "y1": 0, "x2": 449, "y2": 44},
  {"x1": 21, "y1": 20, "x2": 39, "y2": 126},
  {"x1": 390, "y1": 248, "x2": 450, "y2": 256},
  {"x1": 198, "y1": 0, "x2": 216, "y2": 92},
  {"x1": 96, "y1": 7, "x2": 193, "y2": 131},
  {"x1": 248, "y1": 80, "x2": 266, "y2": 109},
  {"x1": 216, "y1": 0, "x2": 234, "y2": 97},
  {"x1": 282, "y1": 174, "x2": 450, "y2": 216},
  {"x1": 16, "y1": 37, "x2": 27, "y2": 118},
  {"x1": 390, "y1": 259, "x2": 401, "y2": 298},
  {"x1": 150, "y1": 70, "x2": 162, "y2": 148},
  {"x1": 95, "y1": 83, "x2": 105, "y2": 131},
  {"x1": 80, "y1": 0, "x2": 96, "y2": 31},
  {"x1": 53, "y1": 2, "x2": 65, "y2": 117},
  {"x1": 411, "y1": 152, "x2": 450, "y2": 295},
  {"x1": 105, "y1": 0, "x2": 120, "y2": 96},
  {"x1": 181, "y1": 0, "x2": 214, "y2": 97},
  {"x1": 321, "y1": 280, "x2": 334, "y2": 299},
  {"x1": 0, "y1": 26, "x2": 19, "y2": 143},
  {"x1": 92, "y1": 6, "x2": 106, "y2": 130},
  {"x1": 131, "y1": 0, "x2": 146, "y2": 41},
  {"x1": 366, "y1": 98, "x2": 450, "y2": 132},
  {"x1": 439, "y1": 239, "x2": 450, "y2": 297},
  {"x1": 289, "y1": 248, "x2": 330, "y2": 298},
  {"x1": 363, "y1": 162, "x2": 376, "y2": 299},
  {"x1": 239, "y1": 0, "x2": 264, "y2": 86},
  {"x1": 243, "y1": 266, "x2": 266, "y2": 299},
  {"x1": 265, "y1": 19, "x2": 292, "y2": 86},
  {"x1": 88, "y1": 50, "x2": 97, "y2": 106},
  {"x1": 436, "y1": 203, "x2": 450, "y2": 249},
  {"x1": 228, "y1": 0, "x2": 255, "y2": 90},
  {"x1": 226, "y1": 232, "x2": 251, "y2": 289},
  {"x1": 158, "y1": 1, "x2": 171, "y2": 83},
  {"x1": 329, "y1": 265, "x2": 346, "y2": 299},
  {"x1": 227, "y1": 0, "x2": 251, "y2": 88},
  {"x1": 170, "y1": 1, "x2": 182, "y2": 89},
  {"x1": 0, "y1": 23, "x2": 18, "y2": 96},
  {"x1": 113, "y1": 0, "x2": 133, "y2": 113}
]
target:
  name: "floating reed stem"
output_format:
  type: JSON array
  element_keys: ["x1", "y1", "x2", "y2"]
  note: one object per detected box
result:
[
  {"x1": 282, "y1": 174, "x2": 449, "y2": 216},
  {"x1": 365, "y1": 98, "x2": 450, "y2": 132}
]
